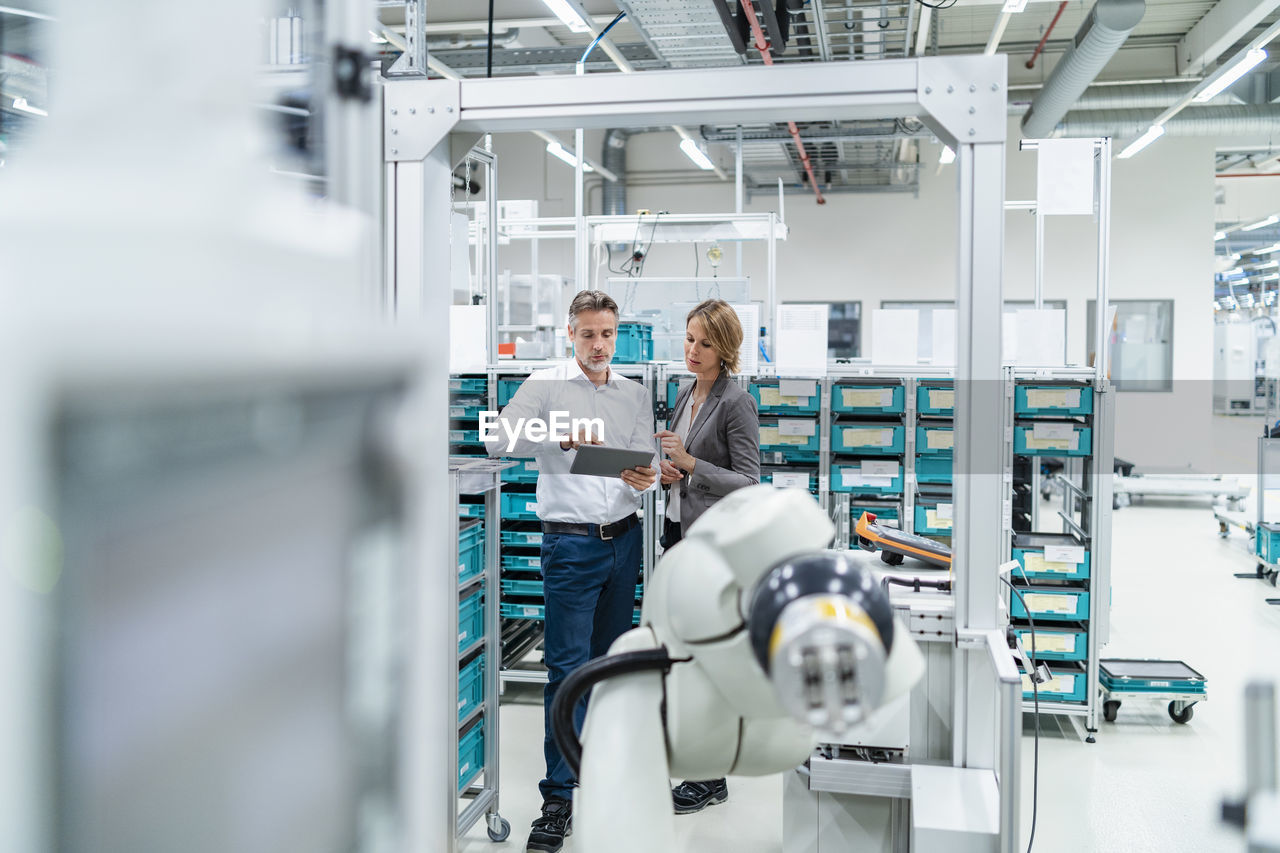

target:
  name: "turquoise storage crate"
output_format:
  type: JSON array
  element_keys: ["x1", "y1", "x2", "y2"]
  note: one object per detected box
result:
[
  {"x1": 1014, "y1": 627, "x2": 1088, "y2": 662},
  {"x1": 914, "y1": 503, "x2": 954, "y2": 536},
  {"x1": 449, "y1": 428, "x2": 483, "y2": 446},
  {"x1": 831, "y1": 384, "x2": 904, "y2": 415},
  {"x1": 1258, "y1": 523, "x2": 1280, "y2": 562},
  {"x1": 1010, "y1": 586, "x2": 1090, "y2": 622},
  {"x1": 1012, "y1": 533, "x2": 1090, "y2": 582},
  {"x1": 761, "y1": 467, "x2": 816, "y2": 492},
  {"x1": 1022, "y1": 665, "x2": 1087, "y2": 703},
  {"x1": 915, "y1": 426, "x2": 954, "y2": 456},
  {"x1": 497, "y1": 378, "x2": 523, "y2": 406},
  {"x1": 1013, "y1": 423, "x2": 1092, "y2": 457},
  {"x1": 852, "y1": 504, "x2": 900, "y2": 529},
  {"x1": 1015, "y1": 385, "x2": 1093, "y2": 416},
  {"x1": 1099, "y1": 659, "x2": 1207, "y2": 695},
  {"x1": 831, "y1": 460, "x2": 903, "y2": 495},
  {"x1": 613, "y1": 322, "x2": 654, "y2": 363},
  {"x1": 915, "y1": 454, "x2": 953, "y2": 485},
  {"x1": 502, "y1": 553, "x2": 542, "y2": 572},
  {"x1": 501, "y1": 577, "x2": 545, "y2": 597},
  {"x1": 458, "y1": 520, "x2": 484, "y2": 584},
  {"x1": 500, "y1": 600, "x2": 546, "y2": 620},
  {"x1": 458, "y1": 502, "x2": 485, "y2": 519},
  {"x1": 501, "y1": 526, "x2": 543, "y2": 547},
  {"x1": 666, "y1": 379, "x2": 683, "y2": 408},
  {"x1": 632, "y1": 608, "x2": 642, "y2": 626},
  {"x1": 450, "y1": 376, "x2": 488, "y2": 395},
  {"x1": 458, "y1": 718, "x2": 485, "y2": 792},
  {"x1": 449, "y1": 398, "x2": 486, "y2": 420},
  {"x1": 500, "y1": 459, "x2": 540, "y2": 484},
  {"x1": 750, "y1": 380, "x2": 820, "y2": 414},
  {"x1": 832, "y1": 423, "x2": 905, "y2": 456},
  {"x1": 760, "y1": 419, "x2": 821, "y2": 454},
  {"x1": 458, "y1": 588, "x2": 484, "y2": 652},
  {"x1": 501, "y1": 492, "x2": 540, "y2": 521},
  {"x1": 458, "y1": 652, "x2": 485, "y2": 721},
  {"x1": 917, "y1": 384, "x2": 955, "y2": 416}
]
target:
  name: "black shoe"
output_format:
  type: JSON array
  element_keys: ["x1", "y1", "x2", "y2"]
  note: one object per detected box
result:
[
  {"x1": 672, "y1": 778, "x2": 728, "y2": 814},
  {"x1": 526, "y1": 797, "x2": 572, "y2": 852}
]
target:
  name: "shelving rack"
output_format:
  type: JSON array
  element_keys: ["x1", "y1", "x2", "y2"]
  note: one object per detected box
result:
[{"x1": 448, "y1": 456, "x2": 514, "y2": 843}]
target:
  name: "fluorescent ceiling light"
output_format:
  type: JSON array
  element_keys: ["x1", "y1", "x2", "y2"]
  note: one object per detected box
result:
[
  {"x1": 1215, "y1": 231, "x2": 1228, "y2": 241},
  {"x1": 1193, "y1": 48, "x2": 1268, "y2": 103},
  {"x1": 1244, "y1": 215, "x2": 1280, "y2": 232},
  {"x1": 939, "y1": 146, "x2": 956, "y2": 165},
  {"x1": 1213, "y1": 300, "x2": 1222, "y2": 310},
  {"x1": 11, "y1": 97, "x2": 47, "y2": 117},
  {"x1": 546, "y1": 141, "x2": 593, "y2": 172},
  {"x1": 1263, "y1": 274, "x2": 1280, "y2": 282},
  {"x1": 540, "y1": 0, "x2": 591, "y2": 33},
  {"x1": 1256, "y1": 243, "x2": 1280, "y2": 255},
  {"x1": 1116, "y1": 125, "x2": 1164, "y2": 159},
  {"x1": 1224, "y1": 267, "x2": 1244, "y2": 277},
  {"x1": 1254, "y1": 261, "x2": 1280, "y2": 270},
  {"x1": 679, "y1": 137, "x2": 715, "y2": 171}
]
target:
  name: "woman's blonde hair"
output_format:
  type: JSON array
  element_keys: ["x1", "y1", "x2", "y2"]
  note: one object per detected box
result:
[{"x1": 686, "y1": 299, "x2": 744, "y2": 374}]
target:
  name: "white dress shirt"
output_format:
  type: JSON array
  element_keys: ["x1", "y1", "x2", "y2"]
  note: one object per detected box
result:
[{"x1": 484, "y1": 359, "x2": 656, "y2": 524}]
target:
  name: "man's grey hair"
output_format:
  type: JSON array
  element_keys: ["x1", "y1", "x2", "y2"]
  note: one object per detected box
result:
[{"x1": 567, "y1": 290, "x2": 619, "y2": 330}]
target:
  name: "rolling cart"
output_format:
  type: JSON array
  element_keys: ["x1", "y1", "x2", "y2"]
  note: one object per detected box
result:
[{"x1": 1099, "y1": 658, "x2": 1207, "y2": 725}]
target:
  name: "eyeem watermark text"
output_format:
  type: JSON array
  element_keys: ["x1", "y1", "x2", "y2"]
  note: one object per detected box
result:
[{"x1": 479, "y1": 411, "x2": 606, "y2": 452}]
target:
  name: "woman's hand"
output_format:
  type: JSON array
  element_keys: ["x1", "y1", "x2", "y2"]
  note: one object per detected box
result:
[
  {"x1": 659, "y1": 459, "x2": 684, "y2": 485},
  {"x1": 655, "y1": 430, "x2": 695, "y2": 472}
]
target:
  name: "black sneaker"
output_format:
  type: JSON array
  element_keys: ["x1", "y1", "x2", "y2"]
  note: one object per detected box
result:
[
  {"x1": 526, "y1": 797, "x2": 572, "y2": 852},
  {"x1": 672, "y1": 778, "x2": 728, "y2": 814}
]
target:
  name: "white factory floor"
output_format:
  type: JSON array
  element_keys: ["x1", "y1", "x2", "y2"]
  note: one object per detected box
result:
[{"x1": 461, "y1": 492, "x2": 1278, "y2": 853}]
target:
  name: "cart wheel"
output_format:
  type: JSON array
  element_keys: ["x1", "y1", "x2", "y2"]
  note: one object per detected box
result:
[
  {"x1": 1112, "y1": 497, "x2": 1121, "y2": 510},
  {"x1": 1259, "y1": 563, "x2": 1268, "y2": 579},
  {"x1": 1103, "y1": 700, "x2": 1121, "y2": 723},
  {"x1": 880, "y1": 551, "x2": 904, "y2": 566},
  {"x1": 856, "y1": 536, "x2": 874, "y2": 552},
  {"x1": 1169, "y1": 702, "x2": 1195, "y2": 724},
  {"x1": 487, "y1": 817, "x2": 511, "y2": 842}
]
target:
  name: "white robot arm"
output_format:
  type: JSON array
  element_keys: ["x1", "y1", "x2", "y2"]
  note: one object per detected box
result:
[{"x1": 552, "y1": 485, "x2": 925, "y2": 852}]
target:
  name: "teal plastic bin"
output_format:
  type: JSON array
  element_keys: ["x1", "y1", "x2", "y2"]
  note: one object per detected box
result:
[
  {"x1": 915, "y1": 454, "x2": 953, "y2": 485},
  {"x1": 1023, "y1": 663, "x2": 1087, "y2": 703},
  {"x1": 832, "y1": 422, "x2": 904, "y2": 455},
  {"x1": 916, "y1": 383, "x2": 955, "y2": 416},
  {"x1": 1010, "y1": 586, "x2": 1090, "y2": 622},
  {"x1": 1014, "y1": 627, "x2": 1088, "y2": 662},
  {"x1": 458, "y1": 652, "x2": 485, "y2": 721},
  {"x1": 1012, "y1": 533, "x2": 1090, "y2": 582},
  {"x1": 500, "y1": 459, "x2": 540, "y2": 484},
  {"x1": 458, "y1": 588, "x2": 484, "y2": 652},
  {"x1": 831, "y1": 460, "x2": 903, "y2": 496},
  {"x1": 831, "y1": 384, "x2": 904, "y2": 415},
  {"x1": 750, "y1": 380, "x2": 821, "y2": 414},
  {"x1": 458, "y1": 520, "x2": 484, "y2": 584},
  {"x1": 458, "y1": 717, "x2": 485, "y2": 792},
  {"x1": 915, "y1": 426, "x2": 954, "y2": 456},
  {"x1": 502, "y1": 492, "x2": 540, "y2": 521},
  {"x1": 614, "y1": 323, "x2": 654, "y2": 363},
  {"x1": 1014, "y1": 385, "x2": 1093, "y2": 416},
  {"x1": 1014, "y1": 423, "x2": 1092, "y2": 457},
  {"x1": 500, "y1": 600, "x2": 546, "y2": 620},
  {"x1": 450, "y1": 376, "x2": 488, "y2": 395},
  {"x1": 914, "y1": 503, "x2": 954, "y2": 536}
]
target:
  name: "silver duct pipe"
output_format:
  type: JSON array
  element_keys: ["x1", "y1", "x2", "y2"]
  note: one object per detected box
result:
[
  {"x1": 426, "y1": 29, "x2": 521, "y2": 51},
  {"x1": 602, "y1": 128, "x2": 632, "y2": 217},
  {"x1": 1009, "y1": 82, "x2": 1239, "y2": 114},
  {"x1": 1021, "y1": 0, "x2": 1145, "y2": 138},
  {"x1": 1049, "y1": 105, "x2": 1280, "y2": 138}
]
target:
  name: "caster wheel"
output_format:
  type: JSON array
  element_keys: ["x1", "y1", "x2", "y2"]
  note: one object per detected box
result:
[
  {"x1": 1112, "y1": 498, "x2": 1121, "y2": 510},
  {"x1": 880, "y1": 551, "x2": 904, "y2": 566},
  {"x1": 1259, "y1": 563, "x2": 1267, "y2": 579},
  {"x1": 1169, "y1": 702, "x2": 1195, "y2": 724},
  {"x1": 487, "y1": 817, "x2": 511, "y2": 842},
  {"x1": 1103, "y1": 700, "x2": 1121, "y2": 723}
]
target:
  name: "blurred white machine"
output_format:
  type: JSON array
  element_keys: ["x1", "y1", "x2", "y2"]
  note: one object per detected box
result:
[{"x1": 1215, "y1": 317, "x2": 1275, "y2": 415}]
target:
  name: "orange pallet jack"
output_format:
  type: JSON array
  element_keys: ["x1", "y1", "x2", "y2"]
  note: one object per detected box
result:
[{"x1": 855, "y1": 511, "x2": 952, "y2": 569}]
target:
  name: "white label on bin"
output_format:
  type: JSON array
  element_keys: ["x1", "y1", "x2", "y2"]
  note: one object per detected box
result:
[
  {"x1": 460, "y1": 762, "x2": 470, "y2": 777},
  {"x1": 459, "y1": 630, "x2": 468, "y2": 642},
  {"x1": 925, "y1": 509, "x2": 953, "y2": 530},
  {"x1": 1023, "y1": 673, "x2": 1075, "y2": 694},
  {"x1": 936, "y1": 503, "x2": 953, "y2": 520},
  {"x1": 925, "y1": 430, "x2": 954, "y2": 450},
  {"x1": 1023, "y1": 554, "x2": 1074, "y2": 575},
  {"x1": 842, "y1": 388, "x2": 893, "y2": 408},
  {"x1": 1027, "y1": 388, "x2": 1080, "y2": 409},
  {"x1": 1150, "y1": 680, "x2": 1171, "y2": 688},
  {"x1": 760, "y1": 426, "x2": 780, "y2": 444},
  {"x1": 1044, "y1": 545, "x2": 1085, "y2": 565},
  {"x1": 862, "y1": 460, "x2": 899, "y2": 477},
  {"x1": 772, "y1": 472, "x2": 810, "y2": 489},
  {"x1": 1030, "y1": 633, "x2": 1075, "y2": 654},
  {"x1": 780, "y1": 379, "x2": 817, "y2": 398},
  {"x1": 930, "y1": 389, "x2": 955, "y2": 409},
  {"x1": 458, "y1": 562, "x2": 466, "y2": 573},
  {"x1": 843, "y1": 469, "x2": 893, "y2": 488},
  {"x1": 527, "y1": 502, "x2": 538, "y2": 513},
  {"x1": 760, "y1": 388, "x2": 806, "y2": 407},
  {"x1": 527, "y1": 460, "x2": 539, "y2": 471},
  {"x1": 1033, "y1": 422, "x2": 1074, "y2": 440},
  {"x1": 843, "y1": 428, "x2": 893, "y2": 447},
  {"x1": 779, "y1": 419, "x2": 816, "y2": 436},
  {"x1": 1024, "y1": 433, "x2": 1079, "y2": 451},
  {"x1": 459, "y1": 699, "x2": 466, "y2": 710},
  {"x1": 522, "y1": 606, "x2": 540, "y2": 617},
  {"x1": 1024, "y1": 593, "x2": 1077, "y2": 614}
]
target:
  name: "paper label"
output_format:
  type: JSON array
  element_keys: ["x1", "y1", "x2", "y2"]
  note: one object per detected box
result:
[
  {"x1": 460, "y1": 762, "x2": 470, "y2": 777},
  {"x1": 522, "y1": 606, "x2": 540, "y2": 617},
  {"x1": 1023, "y1": 673, "x2": 1076, "y2": 694},
  {"x1": 759, "y1": 426, "x2": 780, "y2": 445},
  {"x1": 1023, "y1": 593, "x2": 1077, "y2": 614},
  {"x1": 1022, "y1": 554, "x2": 1075, "y2": 575},
  {"x1": 861, "y1": 460, "x2": 900, "y2": 477},
  {"x1": 779, "y1": 419, "x2": 817, "y2": 436},
  {"x1": 1028, "y1": 633, "x2": 1075, "y2": 654},
  {"x1": 925, "y1": 509, "x2": 953, "y2": 530},
  {"x1": 527, "y1": 460, "x2": 540, "y2": 471},
  {"x1": 842, "y1": 469, "x2": 894, "y2": 488},
  {"x1": 843, "y1": 428, "x2": 894, "y2": 447},
  {"x1": 1149, "y1": 680, "x2": 1171, "y2": 688},
  {"x1": 1032, "y1": 422, "x2": 1074, "y2": 440},
  {"x1": 929, "y1": 389, "x2": 955, "y2": 409},
  {"x1": 936, "y1": 503, "x2": 953, "y2": 520},
  {"x1": 1044, "y1": 545, "x2": 1085, "y2": 565},
  {"x1": 759, "y1": 387, "x2": 807, "y2": 407},
  {"x1": 771, "y1": 472, "x2": 811, "y2": 489},
  {"x1": 925, "y1": 430, "x2": 954, "y2": 450},
  {"x1": 450, "y1": 406, "x2": 467, "y2": 417},
  {"x1": 459, "y1": 630, "x2": 468, "y2": 642},
  {"x1": 779, "y1": 379, "x2": 817, "y2": 398},
  {"x1": 842, "y1": 388, "x2": 894, "y2": 408},
  {"x1": 526, "y1": 502, "x2": 538, "y2": 513},
  {"x1": 459, "y1": 698, "x2": 467, "y2": 710},
  {"x1": 1024, "y1": 433, "x2": 1079, "y2": 451},
  {"x1": 458, "y1": 562, "x2": 466, "y2": 573},
  {"x1": 1026, "y1": 388, "x2": 1081, "y2": 409}
]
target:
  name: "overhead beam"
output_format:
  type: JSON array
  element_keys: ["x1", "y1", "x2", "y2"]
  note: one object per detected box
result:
[{"x1": 1176, "y1": 0, "x2": 1280, "y2": 76}]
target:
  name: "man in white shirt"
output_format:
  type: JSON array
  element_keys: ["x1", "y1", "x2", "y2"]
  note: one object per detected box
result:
[{"x1": 483, "y1": 290, "x2": 656, "y2": 853}]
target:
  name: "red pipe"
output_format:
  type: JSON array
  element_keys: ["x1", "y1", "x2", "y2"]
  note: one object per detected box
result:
[
  {"x1": 1026, "y1": 1, "x2": 1069, "y2": 70},
  {"x1": 1217, "y1": 173, "x2": 1280, "y2": 178},
  {"x1": 737, "y1": 0, "x2": 826, "y2": 204}
]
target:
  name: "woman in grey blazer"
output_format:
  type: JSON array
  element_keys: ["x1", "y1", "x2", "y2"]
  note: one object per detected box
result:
[{"x1": 654, "y1": 298, "x2": 761, "y2": 814}]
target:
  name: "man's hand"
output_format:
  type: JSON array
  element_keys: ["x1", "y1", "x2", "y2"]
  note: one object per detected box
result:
[
  {"x1": 659, "y1": 460, "x2": 684, "y2": 485},
  {"x1": 620, "y1": 465, "x2": 657, "y2": 490},
  {"x1": 561, "y1": 422, "x2": 604, "y2": 451}
]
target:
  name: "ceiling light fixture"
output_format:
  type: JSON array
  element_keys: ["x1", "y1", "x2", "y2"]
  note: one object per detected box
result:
[
  {"x1": 679, "y1": 137, "x2": 715, "y2": 171},
  {"x1": 11, "y1": 97, "x2": 47, "y2": 117},
  {"x1": 540, "y1": 0, "x2": 591, "y2": 33},
  {"x1": 1256, "y1": 243, "x2": 1280, "y2": 255},
  {"x1": 546, "y1": 141, "x2": 594, "y2": 172},
  {"x1": 1193, "y1": 48, "x2": 1268, "y2": 103},
  {"x1": 1215, "y1": 231, "x2": 1228, "y2": 241},
  {"x1": 1243, "y1": 214, "x2": 1280, "y2": 232},
  {"x1": 939, "y1": 146, "x2": 956, "y2": 165},
  {"x1": 1116, "y1": 125, "x2": 1164, "y2": 159}
]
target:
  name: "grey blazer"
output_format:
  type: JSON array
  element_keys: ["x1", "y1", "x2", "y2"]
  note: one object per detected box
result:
[{"x1": 666, "y1": 371, "x2": 761, "y2": 533}]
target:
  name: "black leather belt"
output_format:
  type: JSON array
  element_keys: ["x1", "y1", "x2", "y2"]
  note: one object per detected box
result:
[{"x1": 542, "y1": 513, "x2": 639, "y2": 541}]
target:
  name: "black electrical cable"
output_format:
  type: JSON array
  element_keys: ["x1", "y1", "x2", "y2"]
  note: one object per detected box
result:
[
  {"x1": 550, "y1": 647, "x2": 677, "y2": 778},
  {"x1": 1001, "y1": 576, "x2": 1040, "y2": 853},
  {"x1": 579, "y1": 11, "x2": 628, "y2": 67},
  {"x1": 485, "y1": 0, "x2": 496, "y2": 77},
  {"x1": 633, "y1": 211, "x2": 663, "y2": 277},
  {"x1": 913, "y1": 0, "x2": 959, "y2": 9}
]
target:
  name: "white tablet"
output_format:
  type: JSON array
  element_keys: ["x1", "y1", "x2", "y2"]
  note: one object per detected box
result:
[{"x1": 568, "y1": 444, "x2": 655, "y2": 478}]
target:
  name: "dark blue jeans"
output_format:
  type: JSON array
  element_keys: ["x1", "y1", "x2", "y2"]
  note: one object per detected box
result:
[{"x1": 538, "y1": 522, "x2": 642, "y2": 802}]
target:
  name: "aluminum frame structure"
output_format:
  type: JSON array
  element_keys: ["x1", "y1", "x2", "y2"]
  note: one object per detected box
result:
[{"x1": 383, "y1": 55, "x2": 1011, "y2": 853}]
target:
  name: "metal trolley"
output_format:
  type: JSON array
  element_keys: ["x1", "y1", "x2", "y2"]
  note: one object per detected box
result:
[
  {"x1": 1099, "y1": 658, "x2": 1207, "y2": 725},
  {"x1": 451, "y1": 457, "x2": 516, "y2": 843}
]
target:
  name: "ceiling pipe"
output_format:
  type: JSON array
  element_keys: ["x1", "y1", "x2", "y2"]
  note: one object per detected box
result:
[
  {"x1": 1008, "y1": 81, "x2": 1241, "y2": 113},
  {"x1": 1021, "y1": 0, "x2": 1145, "y2": 139},
  {"x1": 1025, "y1": 2, "x2": 1068, "y2": 69},
  {"x1": 425, "y1": 30, "x2": 520, "y2": 51},
  {"x1": 1047, "y1": 104, "x2": 1280, "y2": 137},
  {"x1": 602, "y1": 128, "x2": 631, "y2": 216}
]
